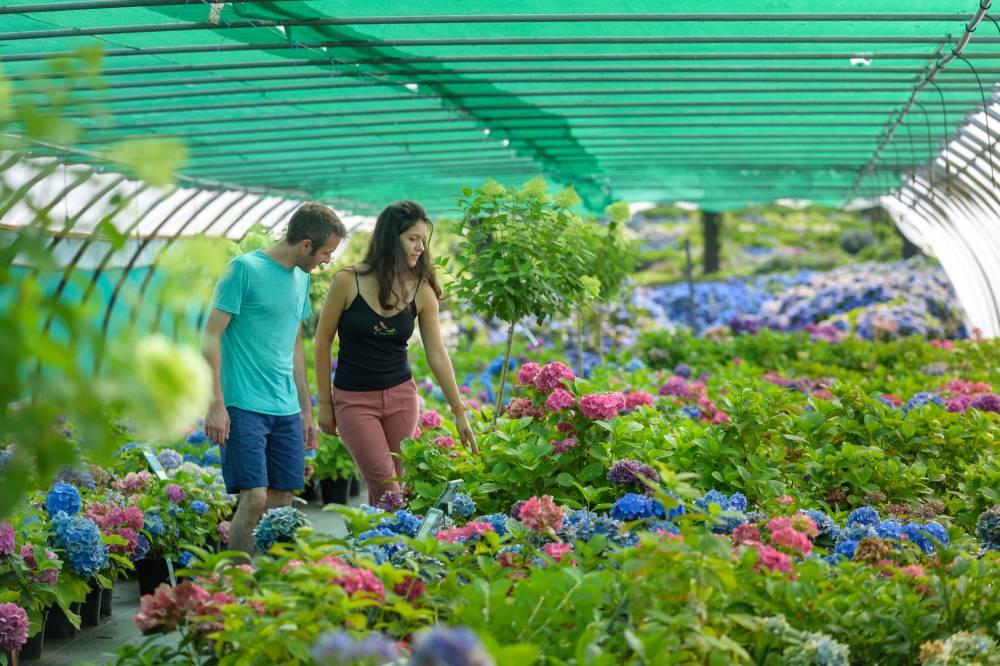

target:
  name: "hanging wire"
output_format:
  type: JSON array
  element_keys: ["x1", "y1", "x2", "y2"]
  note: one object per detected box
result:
[
  {"x1": 957, "y1": 54, "x2": 997, "y2": 189},
  {"x1": 928, "y1": 80, "x2": 953, "y2": 195}
]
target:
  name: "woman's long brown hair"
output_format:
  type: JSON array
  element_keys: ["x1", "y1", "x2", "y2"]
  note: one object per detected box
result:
[{"x1": 359, "y1": 200, "x2": 443, "y2": 311}]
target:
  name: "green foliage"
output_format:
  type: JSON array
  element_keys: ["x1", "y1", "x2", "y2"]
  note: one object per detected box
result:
[
  {"x1": 313, "y1": 434, "x2": 357, "y2": 482},
  {"x1": 450, "y1": 177, "x2": 599, "y2": 325}
]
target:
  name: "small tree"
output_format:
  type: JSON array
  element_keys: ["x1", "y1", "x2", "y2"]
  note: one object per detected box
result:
[
  {"x1": 585, "y1": 201, "x2": 638, "y2": 365},
  {"x1": 449, "y1": 177, "x2": 599, "y2": 418}
]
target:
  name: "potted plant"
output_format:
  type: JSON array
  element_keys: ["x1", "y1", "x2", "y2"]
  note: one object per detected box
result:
[{"x1": 314, "y1": 435, "x2": 358, "y2": 505}]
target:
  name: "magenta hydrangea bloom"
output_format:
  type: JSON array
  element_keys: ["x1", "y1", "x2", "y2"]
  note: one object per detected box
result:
[
  {"x1": 419, "y1": 411, "x2": 443, "y2": 429},
  {"x1": 754, "y1": 545, "x2": 792, "y2": 574},
  {"x1": 0, "y1": 522, "x2": 14, "y2": 557},
  {"x1": 533, "y1": 362, "x2": 576, "y2": 391},
  {"x1": 551, "y1": 437, "x2": 578, "y2": 454},
  {"x1": 579, "y1": 392, "x2": 627, "y2": 420},
  {"x1": 544, "y1": 389, "x2": 575, "y2": 413},
  {"x1": 0, "y1": 602, "x2": 29, "y2": 652},
  {"x1": 516, "y1": 362, "x2": 542, "y2": 386},
  {"x1": 624, "y1": 391, "x2": 655, "y2": 410}
]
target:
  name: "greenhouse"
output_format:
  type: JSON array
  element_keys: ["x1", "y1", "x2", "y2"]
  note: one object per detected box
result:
[{"x1": 2, "y1": 2, "x2": 1000, "y2": 665}]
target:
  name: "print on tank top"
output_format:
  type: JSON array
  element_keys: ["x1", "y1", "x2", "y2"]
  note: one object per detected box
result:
[{"x1": 374, "y1": 320, "x2": 398, "y2": 336}]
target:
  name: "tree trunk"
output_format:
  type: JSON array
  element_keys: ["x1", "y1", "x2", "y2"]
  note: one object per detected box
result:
[
  {"x1": 493, "y1": 322, "x2": 516, "y2": 424},
  {"x1": 702, "y1": 210, "x2": 722, "y2": 274}
]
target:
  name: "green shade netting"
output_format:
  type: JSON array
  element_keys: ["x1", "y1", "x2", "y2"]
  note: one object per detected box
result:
[{"x1": 1, "y1": 1, "x2": 996, "y2": 214}]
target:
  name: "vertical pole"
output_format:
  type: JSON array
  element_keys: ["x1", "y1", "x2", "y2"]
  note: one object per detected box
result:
[
  {"x1": 684, "y1": 239, "x2": 696, "y2": 331},
  {"x1": 576, "y1": 310, "x2": 585, "y2": 377},
  {"x1": 493, "y1": 321, "x2": 516, "y2": 423},
  {"x1": 702, "y1": 210, "x2": 721, "y2": 274}
]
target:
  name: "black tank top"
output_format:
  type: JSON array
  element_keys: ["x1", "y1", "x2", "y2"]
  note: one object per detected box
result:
[{"x1": 333, "y1": 270, "x2": 419, "y2": 391}]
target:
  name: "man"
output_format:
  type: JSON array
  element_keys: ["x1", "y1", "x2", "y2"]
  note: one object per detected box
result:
[{"x1": 202, "y1": 202, "x2": 346, "y2": 555}]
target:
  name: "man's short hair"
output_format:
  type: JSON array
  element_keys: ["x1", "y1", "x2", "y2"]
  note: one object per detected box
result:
[{"x1": 286, "y1": 203, "x2": 347, "y2": 252}]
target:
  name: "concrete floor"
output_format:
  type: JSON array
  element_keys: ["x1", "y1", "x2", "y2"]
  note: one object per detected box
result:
[{"x1": 32, "y1": 497, "x2": 355, "y2": 665}]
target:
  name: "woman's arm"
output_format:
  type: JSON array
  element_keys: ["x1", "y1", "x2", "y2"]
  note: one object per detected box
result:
[
  {"x1": 417, "y1": 283, "x2": 479, "y2": 455},
  {"x1": 314, "y1": 269, "x2": 353, "y2": 434}
]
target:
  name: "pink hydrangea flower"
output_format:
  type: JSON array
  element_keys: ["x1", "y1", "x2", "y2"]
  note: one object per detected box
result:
[
  {"x1": 218, "y1": 521, "x2": 231, "y2": 544},
  {"x1": 754, "y1": 545, "x2": 792, "y2": 574},
  {"x1": 545, "y1": 389, "x2": 575, "y2": 412},
  {"x1": 316, "y1": 557, "x2": 385, "y2": 599},
  {"x1": 516, "y1": 362, "x2": 542, "y2": 385},
  {"x1": 0, "y1": 602, "x2": 29, "y2": 652},
  {"x1": 899, "y1": 564, "x2": 926, "y2": 578},
  {"x1": 789, "y1": 514, "x2": 819, "y2": 538},
  {"x1": 556, "y1": 421, "x2": 575, "y2": 433},
  {"x1": 0, "y1": 522, "x2": 14, "y2": 556},
  {"x1": 419, "y1": 411, "x2": 442, "y2": 430},
  {"x1": 776, "y1": 495, "x2": 795, "y2": 507},
  {"x1": 579, "y1": 392, "x2": 626, "y2": 420},
  {"x1": 435, "y1": 521, "x2": 495, "y2": 544},
  {"x1": 165, "y1": 484, "x2": 186, "y2": 504},
  {"x1": 412, "y1": 426, "x2": 422, "y2": 438},
  {"x1": 533, "y1": 362, "x2": 576, "y2": 391},
  {"x1": 624, "y1": 391, "x2": 654, "y2": 410},
  {"x1": 731, "y1": 523, "x2": 761, "y2": 546},
  {"x1": 551, "y1": 437, "x2": 579, "y2": 454},
  {"x1": 766, "y1": 516, "x2": 793, "y2": 533},
  {"x1": 393, "y1": 575, "x2": 426, "y2": 601},
  {"x1": 19, "y1": 545, "x2": 60, "y2": 585},
  {"x1": 541, "y1": 542, "x2": 574, "y2": 564},
  {"x1": 519, "y1": 496, "x2": 564, "y2": 533},
  {"x1": 770, "y1": 527, "x2": 812, "y2": 556},
  {"x1": 506, "y1": 398, "x2": 543, "y2": 419},
  {"x1": 114, "y1": 471, "x2": 153, "y2": 495},
  {"x1": 434, "y1": 436, "x2": 454, "y2": 449}
]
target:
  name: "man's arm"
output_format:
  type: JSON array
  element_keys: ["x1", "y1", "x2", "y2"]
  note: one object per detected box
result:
[
  {"x1": 293, "y1": 325, "x2": 317, "y2": 450},
  {"x1": 202, "y1": 308, "x2": 233, "y2": 445}
]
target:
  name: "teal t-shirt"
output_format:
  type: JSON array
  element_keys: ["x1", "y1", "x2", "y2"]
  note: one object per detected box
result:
[{"x1": 212, "y1": 249, "x2": 313, "y2": 416}]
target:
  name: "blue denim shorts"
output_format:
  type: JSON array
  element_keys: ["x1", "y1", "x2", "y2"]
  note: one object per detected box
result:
[{"x1": 222, "y1": 406, "x2": 304, "y2": 494}]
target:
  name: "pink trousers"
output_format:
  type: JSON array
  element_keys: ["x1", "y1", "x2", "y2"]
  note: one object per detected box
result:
[{"x1": 333, "y1": 379, "x2": 419, "y2": 505}]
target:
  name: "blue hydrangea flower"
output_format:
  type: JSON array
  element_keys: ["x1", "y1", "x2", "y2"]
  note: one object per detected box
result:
[
  {"x1": 876, "y1": 518, "x2": 903, "y2": 540},
  {"x1": 190, "y1": 501, "x2": 208, "y2": 515},
  {"x1": 379, "y1": 510, "x2": 421, "y2": 538},
  {"x1": 0, "y1": 450, "x2": 11, "y2": 470},
  {"x1": 626, "y1": 358, "x2": 646, "y2": 372},
  {"x1": 578, "y1": 516, "x2": 637, "y2": 548},
  {"x1": 834, "y1": 539, "x2": 858, "y2": 561},
  {"x1": 157, "y1": 449, "x2": 183, "y2": 470},
  {"x1": 45, "y1": 483, "x2": 82, "y2": 518},
  {"x1": 168, "y1": 505, "x2": 183, "y2": 519},
  {"x1": 727, "y1": 493, "x2": 748, "y2": 513},
  {"x1": 410, "y1": 625, "x2": 492, "y2": 666},
  {"x1": 143, "y1": 511, "x2": 165, "y2": 538},
  {"x1": 650, "y1": 521, "x2": 680, "y2": 535},
  {"x1": 182, "y1": 453, "x2": 200, "y2": 464},
  {"x1": 132, "y1": 534, "x2": 150, "y2": 562},
  {"x1": 680, "y1": 406, "x2": 702, "y2": 420},
  {"x1": 803, "y1": 510, "x2": 837, "y2": 539},
  {"x1": 49, "y1": 511, "x2": 109, "y2": 576},
  {"x1": 178, "y1": 551, "x2": 194, "y2": 567},
  {"x1": 253, "y1": 507, "x2": 311, "y2": 554},
  {"x1": 902, "y1": 522, "x2": 949, "y2": 554},
  {"x1": 54, "y1": 466, "x2": 96, "y2": 490},
  {"x1": 693, "y1": 490, "x2": 746, "y2": 533},
  {"x1": 559, "y1": 509, "x2": 597, "y2": 543},
  {"x1": 846, "y1": 506, "x2": 880, "y2": 528},
  {"x1": 115, "y1": 442, "x2": 146, "y2": 457},
  {"x1": 611, "y1": 494, "x2": 657, "y2": 521},
  {"x1": 451, "y1": 493, "x2": 476, "y2": 519},
  {"x1": 878, "y1": 396, "x2": 900, "y2": 409},
  {"x1": 312, "y1": 630, "x2": 400, "y2": 666},
  {"x1": 904, "y1": 392, "x2": 945, "y2": 411},
  {"x1": 473, "y1": 513, "x2": 509, "y2": 537},
  {"x1": 840, "y1": 525, "x2": 878, "y2": 543},
  {"x1": 304, "y1": 449, "x2": 317, "y2": 459},
  {"x1": 201, "y1": 449, "x2": 222, "y2": 467},
  {"x1": 185, "y1": 430, "x2": 207, "y2": 445}
]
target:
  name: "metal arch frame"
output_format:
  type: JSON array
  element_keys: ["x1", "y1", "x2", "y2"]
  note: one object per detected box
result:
[
  {"x1": 236, "y1": 196, "x2": 297, "y2": 240},
  {"x1": 905, "y1": 189, "x2": 1000, "y2": 333},
  {"x1": 46, "y1": 174, "x2": 128, "y2": 250},
  {"x1": 0, "y1": 159, "x2": 62, "y2": 220},
  {"x1": 141, "y1": 188, "x2": 250, "y2": 336},
  {"x1": 57, "y1": 85, "x2": 987, "y2": 119},
  {"x1": 69, "y1": 106, "x2": 973, "y2": 149},
  {"x1": 40, "y1": 179, "x2": 150, "y2": 339},
  {"x1": 0, "y1": 12, "x2": 982, "y2": 40},
  {"x1": 5, "y1": 35, "x2": 1000, "y2": 65},
  {"x1": 11, "y1": 75, "x2": 952, "y2": 107}
]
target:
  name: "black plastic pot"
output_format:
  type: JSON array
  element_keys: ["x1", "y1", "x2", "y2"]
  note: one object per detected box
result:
[
  {"x1": 320, "y1": 477, "x2": 350, "y2": 505},
  {"x1": 135, "y1": 557, "x2": 171, "y2": 597},
  {"x1": 349, "y1": 475, "x2": 362, "y2": 498},
  {"x1": 19, "y1": 609, "x2": 46, "y2": 661},
  {"x1": 45, "y1": 602, "x2": 81, "y2": 640},
  {"x1": 80, "y1": 585, "x2": 102, "y2": 627},
  {"x1": 99, "y1": 581, "x2": 113, "y2": 617}
]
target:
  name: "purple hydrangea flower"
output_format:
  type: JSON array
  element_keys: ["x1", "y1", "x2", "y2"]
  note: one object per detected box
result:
[
  {"x1": 606, "y1": 459, "x2": 658, "y2": 488},
  {"x1": 970, "y1": 393, "x2": 1000, "y2": 414},
  {"x1": 165, "y1": 484, "x2": 186, "y2": 504}
]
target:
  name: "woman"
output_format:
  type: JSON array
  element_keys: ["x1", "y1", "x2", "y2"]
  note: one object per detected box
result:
[{"x1": 315, "y1": 200, "x2": 477, "y2": 506}]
